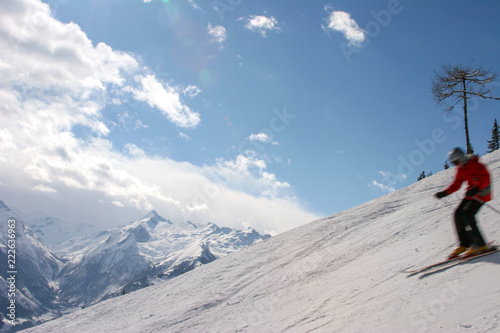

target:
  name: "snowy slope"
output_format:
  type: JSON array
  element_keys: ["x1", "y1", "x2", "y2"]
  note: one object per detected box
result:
[{"x1": 26, "y1": 151, "x2": 500, "y2": 332}]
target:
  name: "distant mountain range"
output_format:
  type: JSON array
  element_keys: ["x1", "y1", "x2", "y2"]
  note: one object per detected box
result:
[
  {"x1": 0, "y1": 200, "x2": 270, "y2": 331},
  {"x1": 14, "y1": 211, "x2": 97, "y2": 248}
]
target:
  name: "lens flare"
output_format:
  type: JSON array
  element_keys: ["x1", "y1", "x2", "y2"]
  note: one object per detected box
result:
[
  {"x1": 157, "y1": 1, "x2": 180, "y2": 28},
  {"x1": 198, "y1": 69, "x2": 215, "y2": 86}
]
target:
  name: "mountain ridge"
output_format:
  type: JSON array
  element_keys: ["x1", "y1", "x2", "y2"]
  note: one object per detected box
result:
[{"x1": 0, "y1": 204, "x2": 270, "y2": 330}]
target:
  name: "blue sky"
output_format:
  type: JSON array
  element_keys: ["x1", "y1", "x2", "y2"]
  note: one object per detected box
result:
[{"x1": 1, "y1": 0, "x2": 499, "y2": 235}]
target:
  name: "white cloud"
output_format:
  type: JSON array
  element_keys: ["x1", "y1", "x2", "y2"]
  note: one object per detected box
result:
[
  {"x1": 112, "y1": 200, "x2": 125, "y2": 207},
  {"x1": 0, "y1": 0, "x2": 198, "y2": 131},
  {"x1": 247, "y1": 132, "x2": 280, "y2": 146},
  {"x1": 371, "y1": 180, "x2": 395, "y2": 193},
  {"x1": 187, "y1": 0, "x2": 201, "y2": 10},
  {"x1": 248, "y1": 133, "x2": 271, "y2": 143},
  {"x1": 178, "y1": 132, "x2": 191, "y2": 141},
  {"x1": 32, "y1": 184, "x2": 57, "y2": 193},
  {"x1": 0, "y1": 0, "x2": 319, "y2": 235},
  {"x1": 124, "y1": 143, "x2": 145, "y2": 157},
  {"x1": 183, "y1": 85, "x2": 202, "y2": 98},
  {"x1": 208, "y1": 23, "x2": 227, "y2": 48},
  {"x1": 129, "y1": 75, "x2": 201, "y2": 128},
  {"x1": 135, "y1": 119, "x2": 149, "y2": 129},
  {"x1": 323, "y1": 8, "x2": 366, "y2": 46},
  {"x1": 240, "y1": 15, "x2": 281, "y2": 37},
  {"x1": 371, "y1": 171, "x2": 407, "y2": 193},
  {"x1": 204, "y1": 154, "x2": 290, "y2": 199},
  {"x1": 237, "y1": 54, "x2": 243, "y2": 66}
]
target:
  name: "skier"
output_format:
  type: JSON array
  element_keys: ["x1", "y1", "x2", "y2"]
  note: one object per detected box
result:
[{"x1": 435, "y1": 147, "x2": 494, "y2": 258}]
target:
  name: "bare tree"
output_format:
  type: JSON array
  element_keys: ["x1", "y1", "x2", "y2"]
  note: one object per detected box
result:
[{"x1": 432, "y1": 64, "x2": 500, "y2": 153}]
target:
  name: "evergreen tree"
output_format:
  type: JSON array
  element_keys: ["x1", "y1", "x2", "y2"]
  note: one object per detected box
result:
[
  {"x1": 444, "y1": 160, "x2": 450, "y2": 170},
  {"x1": 417, "y1": 171, "x2": 426, "y2": 181},
  {"x1": 487, "y1": 118, "x2": 500, "y2": 153}
]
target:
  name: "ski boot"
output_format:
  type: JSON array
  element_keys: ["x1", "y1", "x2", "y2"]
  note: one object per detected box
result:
[
  {"x1": 466, "y1": 244, "x2": 497, "y2": 256},
  {"x1": 448, "y1": 246, "x2": 468, "y2": 259}
]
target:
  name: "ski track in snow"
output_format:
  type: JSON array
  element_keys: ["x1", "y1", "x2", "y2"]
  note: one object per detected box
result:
[{"x1": 25, "y1": 151, "x2": 500, "y2": 332}]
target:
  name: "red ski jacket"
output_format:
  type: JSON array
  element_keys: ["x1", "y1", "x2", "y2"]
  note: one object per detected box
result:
[{"x1": 445, "y1": 155, "x2": 492, "y2": 202}]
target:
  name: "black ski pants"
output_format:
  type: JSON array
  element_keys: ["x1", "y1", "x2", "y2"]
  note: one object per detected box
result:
[{"x1": 454, "y1": 198, "x2": 486, "y2": 247}]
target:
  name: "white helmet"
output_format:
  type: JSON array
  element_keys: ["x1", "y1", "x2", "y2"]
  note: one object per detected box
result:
[{"x1": 448, "y1": 147, "x2": 465, "y2": 164}]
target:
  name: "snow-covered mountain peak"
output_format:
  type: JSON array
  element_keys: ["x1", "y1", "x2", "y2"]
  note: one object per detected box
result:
[
  {"x1": 2, "y1": 205, "x2": 100, "y2": 246},
  {"x1": 139, "y1": 210, "x2": 171, "y2": 226},
  {"x1": 0, "y1": 199, "x2": 12, "y2": 212},
  {"x1": 123, "y1": 211, "x2": 203, "y2": 239}
]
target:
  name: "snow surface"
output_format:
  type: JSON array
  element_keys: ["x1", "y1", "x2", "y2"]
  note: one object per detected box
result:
[{"x1": 25, "y1": 151, "x2": 500, "y2": 332}]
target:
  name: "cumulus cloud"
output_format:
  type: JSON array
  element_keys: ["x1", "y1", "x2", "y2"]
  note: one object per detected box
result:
[
  {"x1": 135, "y1": 119, "x2": 149, "y2": 129},
  {"x1": 32, "y1": 184, "x2": 57, "y2": 193},
  {"x1": 323, "y1": 8, "x2": 366, "y2": 46},
  {"x1": 208, "y1": 23, "x2": 227, "y2": 48},
  {"x1": 178, "y1": 132, "x2": 191, "y2": 141},
  {"x1": 124, "y1": 143, "x2": 145, "y2": 157},
  {"x1": 247, "y1": 132, "x2": 279, "y2": 146},
  {"x1": 112, "y1": 200, "x2": 125, "y2": 207},
  {"x1": 0, "y1": 0, "x2": 195, "y2": 210},
  {"x1": 129, "y1": 75, "x2": 201, "y2": 128},
  {"x1": 0, "y1": 0, "x2": 199, "y2": 130},
  {"x1": 204, "y1": 154, "x2": 290, "y2": 199},
  {"x1": 248, "y1": 133, "x2": 271, "y2": 143},
  {"x1": 371, "y1": 180, "x2": 395, "y2": 193},
  {"x1": 0, "y1": 0, "x2": 319, "y2": 235},
  {"x1": 240, "y1": 15, "x2": 281, "y2": 37},
  {"x1": 371, "y1": 171, "x2": 407, "y2": 193},
  {"x1": 183, "y1": 85, "x2": 202, "y2": 99}
]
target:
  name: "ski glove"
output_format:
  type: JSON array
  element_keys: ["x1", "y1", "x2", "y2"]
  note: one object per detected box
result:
[
  {"x1": 466, "y1": 187, "x2": 479, "y2": 197},
  {"x1": 435, "y1": 191, "x2": 447, "y2": 199}
]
